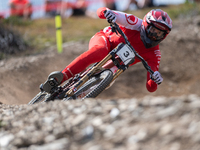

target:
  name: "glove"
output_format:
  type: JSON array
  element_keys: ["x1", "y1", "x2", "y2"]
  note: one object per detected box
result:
[
  {"x1": 104, "y1": 10, "x2": 116, "y2": 23},
  {"x1": 151, "y1": 71, "x2": 163, "y2": 85}
]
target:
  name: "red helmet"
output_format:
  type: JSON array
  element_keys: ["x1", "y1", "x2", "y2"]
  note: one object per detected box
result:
[{"x1": 140, "y1": 9, "x2": 172, "y2": 48}]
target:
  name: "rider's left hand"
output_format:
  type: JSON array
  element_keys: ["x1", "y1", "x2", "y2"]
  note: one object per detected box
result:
[
  {"x1": 151, "y1": 71, "x2": 163, "y2": 84},
  {"x1": 104, "y1": 10, "x2": 116, "y2": 23}
]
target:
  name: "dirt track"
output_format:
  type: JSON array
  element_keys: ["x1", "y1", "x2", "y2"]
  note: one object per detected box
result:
[{"x1": 0, "y1": 15, "x2": 200, "y2": 105}]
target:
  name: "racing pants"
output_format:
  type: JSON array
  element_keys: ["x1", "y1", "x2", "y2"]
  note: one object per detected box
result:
[{"x1": 61, "y1": 31, "x2": 110, "y2": 83}]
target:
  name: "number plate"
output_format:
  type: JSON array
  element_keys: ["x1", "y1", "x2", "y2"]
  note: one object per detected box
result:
[{"x1": 116, "y1": 44, "x2": 135, "y2": 65}]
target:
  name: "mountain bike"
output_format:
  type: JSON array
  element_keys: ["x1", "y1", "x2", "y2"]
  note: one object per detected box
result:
[{"x1": 28, "y1": 22, "x2": 154, "y2": 105}]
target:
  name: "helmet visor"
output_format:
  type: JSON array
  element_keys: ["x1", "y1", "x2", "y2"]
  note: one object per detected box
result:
[{"x1": 147, "y1": 26, "x2": 165, "y2": 41}]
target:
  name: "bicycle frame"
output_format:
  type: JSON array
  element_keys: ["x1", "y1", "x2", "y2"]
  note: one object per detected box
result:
[{"x1": 65, "y1": 51, "x2": 115, "y2": 97}]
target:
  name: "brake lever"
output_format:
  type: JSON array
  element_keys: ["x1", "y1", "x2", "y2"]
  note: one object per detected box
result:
[{"x1": 110, "y1": 23, "x2": 119, "y2": 35}]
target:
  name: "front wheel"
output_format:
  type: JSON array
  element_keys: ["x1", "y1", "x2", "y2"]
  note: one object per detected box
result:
[{"x1": 65, "y1": 69, "x2": 113, "y2": 100}]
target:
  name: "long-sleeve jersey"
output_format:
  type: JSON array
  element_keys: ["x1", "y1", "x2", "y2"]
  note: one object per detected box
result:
[{"x1": 97, "y1": 7, "x2": 161, "y2": 92}]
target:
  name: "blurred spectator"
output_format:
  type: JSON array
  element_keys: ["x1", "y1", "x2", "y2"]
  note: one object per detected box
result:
[
  {"x1": 61, "y1": 0, "x2": 97, "y2": 18},
  {"x1": 45, "y1": 0, "x2": 62, "y2": 17},
  {"x1": 70, "y1": 0, "x2": 87, "y2": 16},
  {"x1": 9, "y1": 0, "x2": 32, "y2": 19},
  {"x1": 0, "y1": 14, "x2": 4, "y2": 19},
  {"x1": 103, "y1": 0, "x2": 117, "y2": 10},
  {"x1": 126, "y1": 0, "x2": 154, "y2": 10}
]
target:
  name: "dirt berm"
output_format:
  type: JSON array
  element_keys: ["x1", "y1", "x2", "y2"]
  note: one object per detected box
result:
[{"x1": 0, "y1": 14, "x2": 200, "y2": 150}]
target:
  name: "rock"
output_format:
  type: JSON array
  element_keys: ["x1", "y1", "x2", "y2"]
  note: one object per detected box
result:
[{"x1": 1, "y1": 95, "x2": 200, "y2": 150}]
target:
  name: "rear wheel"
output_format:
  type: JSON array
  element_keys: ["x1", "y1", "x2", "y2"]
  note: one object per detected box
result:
[{"x1": 65, "y1": 69, "x2": 113, "y2": 100}]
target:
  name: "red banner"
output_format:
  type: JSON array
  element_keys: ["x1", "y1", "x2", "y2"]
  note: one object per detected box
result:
[{"x1": 0, "y1": 0, "x2": 118, "y2": 19}]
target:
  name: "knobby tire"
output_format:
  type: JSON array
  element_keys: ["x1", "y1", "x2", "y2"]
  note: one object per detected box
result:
[{"x1": 68, "y1": 69, "x2": 113, "y2": 100}]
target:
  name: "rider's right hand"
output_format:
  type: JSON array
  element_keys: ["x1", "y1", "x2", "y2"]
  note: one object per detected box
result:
[
  {"x1": 151, "y1": 71, "x2": 163, "y2": 85},
  {"x1": 104, "y1": 10, "x2": 116, "y2": 23}
]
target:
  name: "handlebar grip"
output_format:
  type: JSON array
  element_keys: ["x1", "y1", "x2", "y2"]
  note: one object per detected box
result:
[{"x1": 104, "y1": 10, "x2": 114, "y2": 24}]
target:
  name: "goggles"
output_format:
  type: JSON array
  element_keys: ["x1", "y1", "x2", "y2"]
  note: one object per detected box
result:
[{"x1": 147, "y1": 26, "x2": 166, "y2": 41}]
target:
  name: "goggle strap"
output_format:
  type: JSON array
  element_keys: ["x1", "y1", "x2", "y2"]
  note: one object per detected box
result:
[{"x1": 150, "y1": 23, "x2": 168, "y2": 34}]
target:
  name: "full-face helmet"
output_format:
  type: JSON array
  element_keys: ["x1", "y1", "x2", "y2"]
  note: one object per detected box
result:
[{"x1": 140, "y1": 9, "x2": 172, "y2": 48}]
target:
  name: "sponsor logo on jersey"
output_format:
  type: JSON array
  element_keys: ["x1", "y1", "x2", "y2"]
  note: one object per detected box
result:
[{"x1": 125, "y1": 14, "x2": 138, "y2": 25}]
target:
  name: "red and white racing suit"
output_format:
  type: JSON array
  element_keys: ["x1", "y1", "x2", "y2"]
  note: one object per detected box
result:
[{"x1": 61, "y1": 7, "x2": 161, "y2": 92}]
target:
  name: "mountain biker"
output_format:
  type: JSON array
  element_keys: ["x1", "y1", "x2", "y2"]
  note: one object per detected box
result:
[{"x1": 42, "y1": 7, "x2": 172, "y2": 93}]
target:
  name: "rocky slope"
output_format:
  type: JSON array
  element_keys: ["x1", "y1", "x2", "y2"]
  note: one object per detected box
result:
[{"x1": 1, "y1": 95, "x2": 200, "y2": 150}]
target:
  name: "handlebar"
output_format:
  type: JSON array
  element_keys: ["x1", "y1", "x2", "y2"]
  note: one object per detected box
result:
[{"x1": 109, "y1": 22, "x2": 154, "y2": 75}]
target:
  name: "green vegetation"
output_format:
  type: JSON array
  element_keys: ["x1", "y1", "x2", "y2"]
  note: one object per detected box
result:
[
  {"x1": 165, "y1": 2, "x2": 200, "y2": 19},
  {"x1": 1, "y1": 3, "x2": 200, "y2": 54},
  {"x1": 0, "y1": 120, "x2": 6, "y2": 128}
]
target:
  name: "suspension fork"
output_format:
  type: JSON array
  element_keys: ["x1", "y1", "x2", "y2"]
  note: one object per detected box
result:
[{"x1": 103, "y1": 56, "x2": 125, "y2": 81}]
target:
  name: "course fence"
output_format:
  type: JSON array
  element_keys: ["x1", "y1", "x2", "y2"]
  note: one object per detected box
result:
[{"x1": 0, "y1": 0, "x2": 118, "y2": 19}]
